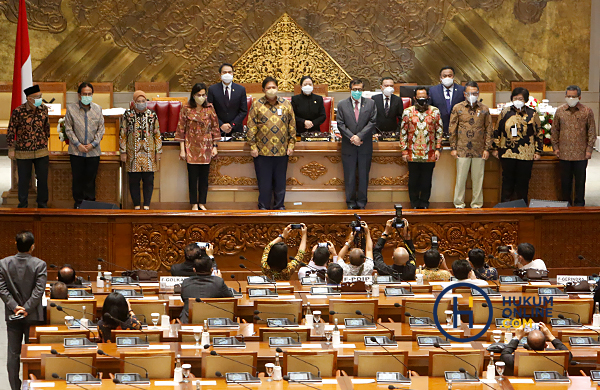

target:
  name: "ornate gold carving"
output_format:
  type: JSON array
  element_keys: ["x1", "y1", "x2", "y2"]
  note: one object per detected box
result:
[
  {"x1": 0, "y1": 0, "x2": 66, "y2": 32},
  {"x1": 286, "y1": 177, "x2": 303, "y2": 186},
  {"x1": 326, "y1": 156, "x2": 342, "y2": 164},
  {"x1": 513, "y1": 0, "x2": 548, "y2": 24},
  {"x1": 324, "y1": 178, "x2": 345, "y2": 186},
  {"x1": 209, "y1": 156, "x2": 257, "y2": 186},
  {"x1": 288, "y1": 156, "x2": 300, "y2": 164},
  {"x1": 369, "y1": 175, "x2": 409, "y2": 186},
  {"x1": 233, "y1": 13, "x2": 352, "y2": 92},
  {"x1": 300, "y1": 161, "x2": 328, "y2": 180},
  {"x1": 372, "y1": 156, "x2": 406, "y2": 166}
]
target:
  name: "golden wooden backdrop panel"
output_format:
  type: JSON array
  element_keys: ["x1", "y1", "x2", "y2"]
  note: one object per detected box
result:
[{"x1": 0, "y1": 0, "x2": 589, "y2": 91}]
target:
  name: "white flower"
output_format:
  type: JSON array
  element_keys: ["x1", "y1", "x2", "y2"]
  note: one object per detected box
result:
[
  {"x1": 545, "y1": 133, "x2": 551, "y2": 139},
  {"x1": 544, "y1": 123, "x2": 552, "y2": 130},
  {"x1": 539, "y1": 116, "x2": 545, "y2": 122},
  {"x1": 58, "y1": 117, "x2": 65, "y2": 124}
]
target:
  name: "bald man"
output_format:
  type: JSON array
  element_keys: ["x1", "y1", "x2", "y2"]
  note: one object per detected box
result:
[
  {"x1": 336, "y1": 222, "x2": 374, "y2": 276},
  {"x1": 500, "y1": 322, "x2": 571, "y2": 376},
  {"x1": 57, "y1": 265, "x2": 84, "y2": 288},
  {"x1": 373, "y1": 218, "x2": 416, "y2": 281},
  {"x1": 50, "y1": 281, "x2": 68, "y2": 299}
]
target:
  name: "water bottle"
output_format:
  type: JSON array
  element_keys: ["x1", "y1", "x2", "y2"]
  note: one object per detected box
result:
[
  {"x1": 332, "y1": 318, "x2": 341, "y2": 346},
  {"x1": 305, "y1": 302, "x2": 314, "y2": 328},
  {"x1": 593, "y1": 302, "x2": 600, "y2": 327},
  {"x1": 174, "y1": 354, "x2": 183, "y2": 382},
  {"x1": 372, "y1": 271, "x2": 380, "y2": 297},
  {"x1": 486, "y1": 352, "x2": 495, "y2": 380},
  {"x1": 96, "y1": 264, "x2": 103, "y2": 288}
]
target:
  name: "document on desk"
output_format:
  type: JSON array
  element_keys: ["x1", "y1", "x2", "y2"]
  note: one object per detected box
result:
[
  {"x1": 29, "y1": 383, "x2": 56, "y2": 388},
  {"x1": 411, "y1": 294, "x2": 435, "y2": 299},
  {"x1": 529, "y1": 281, "x2": 551, "y2": 286},
  {"x1": 36, "y1": 327, "x2": 58, "y2": 331},
  {"x1": 351, "y1": 379, "x2": 375, "y2": 384},
  {"x1": 148, "y1": 345, "x2": 171, "y2": 350},
  {"x1": 28, "y1": 346, "x2": 52, "y2": 351},
  {"x1": 509, "y1": 378, "x2": 534, "y2": 384}
]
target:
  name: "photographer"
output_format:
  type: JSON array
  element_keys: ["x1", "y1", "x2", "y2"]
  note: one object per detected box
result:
[
  {"x1": 337, "y1": 221, "x2": 374, "y2": 276},
  {"x1": 422, "y1": 249, "x2": 452, "y2": 282},
  {"x1": 510, "y1": 243, "x2": 547, "y2": 271},
  {"x1": 373, "y1": 218, "x2": 416, "y2": 281},
  {"x1": 261, "y1": 224, "x2": 307, "y2": 281},
  {"x1": 172, "y1": 242, "x2": 216, "y2": 276},
  {"x1": 298, "y1": 241, "x2": 337, "y2": 279}
]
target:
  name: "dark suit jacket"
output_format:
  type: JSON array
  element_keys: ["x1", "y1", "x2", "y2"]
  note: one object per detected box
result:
[
  {"x1": 179, "y1": 274, "x2": 234, "y2": 323},
  {"x1": 336, "y1": 97, "x2": 377, "y2": 155},
  {"x1": 500, "y1": 337, "x2": 571, "y2": 375},
  {"x1": 429, "y1": 83, "x2": 465, "y2": 135},
  {"x1": 170, "y1": 261, "x2": 196, "y2": 277},
  {"x1": 373, "y1": 237, "x2": 416, "y2": 281},
  {"x1": 207, "y1": 82, "x2": 248, "y2": 134},
  {"x1": 0, "y1": 252, "x2": 47, "y2": 321},
  {"x1": 372, "y1": 94, "x2": 403, "y2": 133},
  {"x1": 291, "y1": 93, "x2": 326, "y2": 133}
]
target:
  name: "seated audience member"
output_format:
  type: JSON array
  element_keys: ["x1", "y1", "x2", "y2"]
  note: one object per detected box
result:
[
  {"x1": 451, "y1": 259, "x2": 489, "y2": 286},
  {"x1": 261, "y1": 224, "x2": 307, "y2": 281},
  {"x1": 327, "y1": 263, "x2": 344, "y2": 285},
  {"x1": 180, "y1": 255, "x2": 233, "y2": 323},
  {"x1": 97, "y1": 292, "x2": 142, "y2": 342},
  {"x1": 512, "y1": 243, "x2": 547, "y2": 270},
  {"x1": 171, "y1": 242, "x2": 207, "y2": 276},
  {"x1": 500, "y1": 322, "x2": 571, "y2": 375},
  {"x1": 469, "y1": 248, "x2": 498, "y2": 281},
  {"x1": 298, "y1": 242, "x2": 336, "y2": 279},
  {"x1": 58, "y1": 264, "x2": 84, "y2": 287},
  {"x1": 421, "y1": 249, "x2": 452, "y2": 281},
  {"x1": 50, "y1": 281, "x2": 68, "y2": 299},
  {"x1": 373, "y1": 218, "x2": 416, "y2": 280},
  {"x1": 337, "y1": 221, "x2": 374, "y2": 276}
]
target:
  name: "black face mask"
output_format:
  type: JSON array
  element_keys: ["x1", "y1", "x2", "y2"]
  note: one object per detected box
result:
[{"x1": 415, "y1": 98, "x2": 428, "y2": 108}]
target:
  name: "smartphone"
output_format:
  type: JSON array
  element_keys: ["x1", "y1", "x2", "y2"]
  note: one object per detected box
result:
[
  {"x1": 290, "y1": 224, "x2": 303, "y2": 229},
  {"x1": 431, "y1": 236, "x2": 439, "y2": 250},
  {"x1": 318, "y1": 242, "x2": 329, "y2": 248},
  {"x1": 498, "y1": 245, "x2": 510, "y2": 253},
  {"x1": 196, "y1": 242, "x2": 209, "y2": 249},
  {"x1": 8, "y1": 314, "x2": 24, "y2": 321}
]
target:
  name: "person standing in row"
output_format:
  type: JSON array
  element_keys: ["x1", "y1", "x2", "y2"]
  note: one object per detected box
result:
[
  {"x1": 337, "y1": 78, "x2": 377, "y2": 209},
  {"x1": 7, "y1": 85, "x2": 50, "y2": 208},
  {"x1": 429, "y1": 66, "x2": 465, "y2": 138},
  {"x1": 247, "y1": 77, "x2": 296, "y2": 210},
  {"x1": 176, "y1": 82, "x2": 220, "y2": 211},
  {"x1": 400, "y1": 87, "x2": 443, "y2": 209},
  {"x1": 207, "y1": 63, "x2": 248, "y2": 136},
  {"x1": 372, "y1": 77, "x2": 403, "y2": 133},
  {"x1": 119, "y1": 90, "x2": 162, "y2": 210},
  {"x1": 291, "y1": 75, "x2": 327, "y2": 134},
  {"x1": 492, "y1": 87, "x2": 543, "y2": 204},
  {"x1": 551, "y1": 85, "x2": 596, "y2": 206},
  {"x1": 449, "y1": 81, "x2": 493, "y2": 209},
  {"x1": 65, "y1": 82, "x2": 105, "y2": 209}
]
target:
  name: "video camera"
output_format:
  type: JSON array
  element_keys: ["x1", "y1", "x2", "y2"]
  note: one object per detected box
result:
[{"x1": 349, "y1": 213, "x2": 362, "y2": 232}]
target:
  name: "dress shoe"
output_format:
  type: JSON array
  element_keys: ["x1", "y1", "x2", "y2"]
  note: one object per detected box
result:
[
  {"x1": 199, "y1": 204, "x2": 207, "y2": 210},
  {"x1": 191, "y1": 204, "x2": 198, "y2": 210}
]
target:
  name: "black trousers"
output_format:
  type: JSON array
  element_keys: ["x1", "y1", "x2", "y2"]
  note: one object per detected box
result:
[
  {"x1": 407, "y1": 162, "x2": 435, "y2": 208},
  {"x1": 70, "y1": 155, "x2": 100, "y2": 208},
  {"x1": 7, "y1": 319, "x2": 31, "y2": 390},
  {"x1": 254, "y1": 155, "x2": 288, "y2": 209},
  {"x1": 16, "y1": 156, "x2": 49, "y2": 208},
  {"x1": 560, "y1": 159, "x2": 588, "y2": 206},
  {"x1": 342, "y1": 152, "x2": 372, "y2": 208},
  {"x1": 187, "y1": 163, "x2": 211, "y2": 204},
  {"x1": 128, "y1": 172, "x2": 154, "y2": 207},
  {"x1": 500, "y1": 158, "x2": 534, "y2": 203}
]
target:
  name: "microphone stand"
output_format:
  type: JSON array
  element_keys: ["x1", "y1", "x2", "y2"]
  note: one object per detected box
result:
[
  {"x1": 239, "y1": 264, "x2": 278, "y2": 294},
  {"x1": 98, "y1": 349, "x2": 149, "y2": 379},
  {"x1": 369, "y1": 337, "x2": 409, "y2": 377},
  {"x1": 51, "y1": 374, "x2": 92, "y2": 390},
  {"x1": 276, "y1": 348, "x2": 321, "y2": 378},
  {"x1": 256, "y1": 316, "x2": 301, "y2": 342}
]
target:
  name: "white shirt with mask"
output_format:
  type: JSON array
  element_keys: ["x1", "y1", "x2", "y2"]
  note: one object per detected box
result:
[
  {"x1": 222, "y1": 82, "x2": 232, "y2": 99},
  {"x1": 521, "y1": 258, "x2": 547, "y2": 271},
  {"x1": 444, "y1": 84, "x2": 454, "y2": 102}
]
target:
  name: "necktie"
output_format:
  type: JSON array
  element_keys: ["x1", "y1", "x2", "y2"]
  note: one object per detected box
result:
[
  {"x1": 384, "y1": 98, "x2": 389, "y2": 116},
  {"x1": 224, "y1": 86, "x2": 230, "y2": 107},
  {"x1": 354, "y1": 101, "x2": 359, "y2": 122},
  {"x1": 445, "y1": 88, "x2": 451, "y2": 113}
]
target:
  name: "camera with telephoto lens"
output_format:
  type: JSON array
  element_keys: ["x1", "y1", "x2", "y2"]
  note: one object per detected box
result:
[
  {"x1": 392, "y1": 204, "x2": 405, "y2": 228},
  {"x1": 350, "y1": 213, "x2": 362, "y2": 232}
]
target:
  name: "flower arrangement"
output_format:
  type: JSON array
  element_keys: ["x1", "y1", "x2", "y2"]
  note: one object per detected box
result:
[
  {"x1": 526, "y1": 96, "x2": 539, "y2": 110},
  {"x1": 539, "y1": 112, "x2": 553, "y2": 145},
  {"x1": 57, "y1": 118, "x2": 69, "y2": 144}
]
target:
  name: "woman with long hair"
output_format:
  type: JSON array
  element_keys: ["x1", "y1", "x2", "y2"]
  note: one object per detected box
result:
[
  {"x1": 260, "y1": 224, "x2": 308, "y2": 280},
  {"x1": 97, "y1": 292, "x2": 142, "y2": 342}
]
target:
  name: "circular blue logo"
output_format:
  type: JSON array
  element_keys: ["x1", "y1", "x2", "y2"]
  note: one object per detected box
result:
[{"x1": 432, "y1": 282, "x2": 494, "y2": 343}]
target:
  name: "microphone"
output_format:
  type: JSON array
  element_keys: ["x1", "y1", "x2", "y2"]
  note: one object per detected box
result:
[
  {"x1": 98, "y1": 258, "x2": 139, "y2": 281},
  {"x1": 49, "y1": 264, "x2": 58, "y2": 269},
  {"x1": 239, "y1": 264, "x2": 277, "y2": 293},
  {"x1": 276, "y1": 347, "x2": 321, "y2": 378},
  {"x1": 50, "y1": 349, "x2": 101, "y2": 379},
  {"x1": 522, "y1": 344, "x2": 569, "y2": 377},
  {"x1": 239, "y1": 255, "x2": 262, "y2": 268},
  {"x1": 369, "y1": 337, "x2": 408, "y2": 376},
  {"x1": 195, "y1": 298, "x2": 238, "y2": 320},
  {"x1": 283, "y1": 375, "x2": 322, "y2": 390},
  {"x1": 209, "y1": 350, "x2": 258, "y2": 373},
  {"x1": 51, "y1": 373, "x2": 91, "y2": 390},
  {"x1": 103, "y1": 313, "x2": 148, "y2": 344},
  {"x1": 230, "y1": 274, "x2": 242, "y2": 293},
  {"x1": 256, "y1": 316, "x2": 301, "y2": 342},
  {"x1": 97, "y1": 349, "x2": 149, "y2": 379},
  {"x1": 112, "y1": 378, "x2": 147, "y2": 390},
  {"x1": 254, "y1": 310, "x2": 297, "y2": 324},
  {"x1": 432, "y1": 342, "x2": 479, "y2": 379},
  {"x1": 556, "y1": 316, "x2": 600, "y2": 341},
  {"x1": 554, "y1": 311, "x2": 581, "y2": 325},
  {"x1": 215, "y1": 371, "x2": 254, "y2": 390},
  {"x1": 481, "y1": 302, "x2": 510, "y2": 318},
  {"x1": 394, "y1": 302, "x2": 435, "y2": 319},
  {"x1": 353, "y1": 311, "x2": 395, "y2": 341},
  {"x1": 51, "y1": 303, "x2": 98, "y2": 340}
]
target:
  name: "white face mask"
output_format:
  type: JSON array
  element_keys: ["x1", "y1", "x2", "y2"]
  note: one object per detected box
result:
[
  {"x1": 382, "y1": 87, "x2": 394, "y2": 97},
  {"x1": 265, "y1": 89, "x2": 278, "y2": 99},
  {"x1": 513, "y1": 100, "x2": 525, "y2": 110},
  {"x1": 565, "y1": 97, "x2": 579, "y2": 108},
  {"x1": 441, "y1": 77, "x2": 454, "y2": 88},
  {"x1": 194, "y1": 96, "x2": 206, "y2": 105},
  {"x1": 221, "y1": 73, "x2": 233, "y2": 84},
  {"x1": 301, "y1": 85, "x2": 313, "y2": 95},
  {"x1": 467, "y1": 95, "x2": 478, "y2": 105}
]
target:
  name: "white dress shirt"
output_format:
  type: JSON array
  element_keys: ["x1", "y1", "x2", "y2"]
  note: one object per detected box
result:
[
  {"x1": 521, "y1": 258, "x2": 547, "y2": 271},
  {"x1": 222, "y1": 82, "x2": 232, "y2": 99}
]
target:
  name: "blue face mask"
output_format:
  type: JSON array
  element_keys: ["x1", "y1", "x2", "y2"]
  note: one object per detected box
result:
[
  {"x1": 351, "y1": 90, "x2": 362, "y2": 101},
  {"x1": 81, "y1": 95, "x2": 93, "y2": 105},
  {"x1": 33, "y1": 98, "x2": 43, "y2": 107}
]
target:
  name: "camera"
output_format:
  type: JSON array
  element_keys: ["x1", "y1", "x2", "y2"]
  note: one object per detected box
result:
[
  {"x1": 392, "y1": 204, "x2": 405, "y2": 228},
  {"x1": 431, "y1": 236, "x2": 439, "y2": 251},
  {"x1": 290, "y1": 224, "x2": 303, "y2": 229},
  {"x1": 318, "y1": 242, "x2": 329, "y2": 248},
  {"x1": 497, "y1": 245, "x2": 509, "y2": 253},
  {"x1": 196, "y1": 242, "x2": 209, "y2": 249},
  {"x1": 349, "y1": 213, "x2": 362, "y2": 232}
]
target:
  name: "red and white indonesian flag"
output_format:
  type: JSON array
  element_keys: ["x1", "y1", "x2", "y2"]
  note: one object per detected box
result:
[{"x1": 11, "y1": 0, "x2": 32, "y2": 111}]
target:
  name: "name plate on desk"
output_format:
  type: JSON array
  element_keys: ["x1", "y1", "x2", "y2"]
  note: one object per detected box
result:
[
  {"x1": 590, "y1": 370, "x2": 600, "y2": 381},
  {"x1": 159, "y1": 276, "x2": 188, "y2": 289},
  {"x1": 534, "y1": 371, "x2": 569, "y2": 382},
  {"x1": 342, "y1": 275, "x2": 373, "y2": 283}
]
